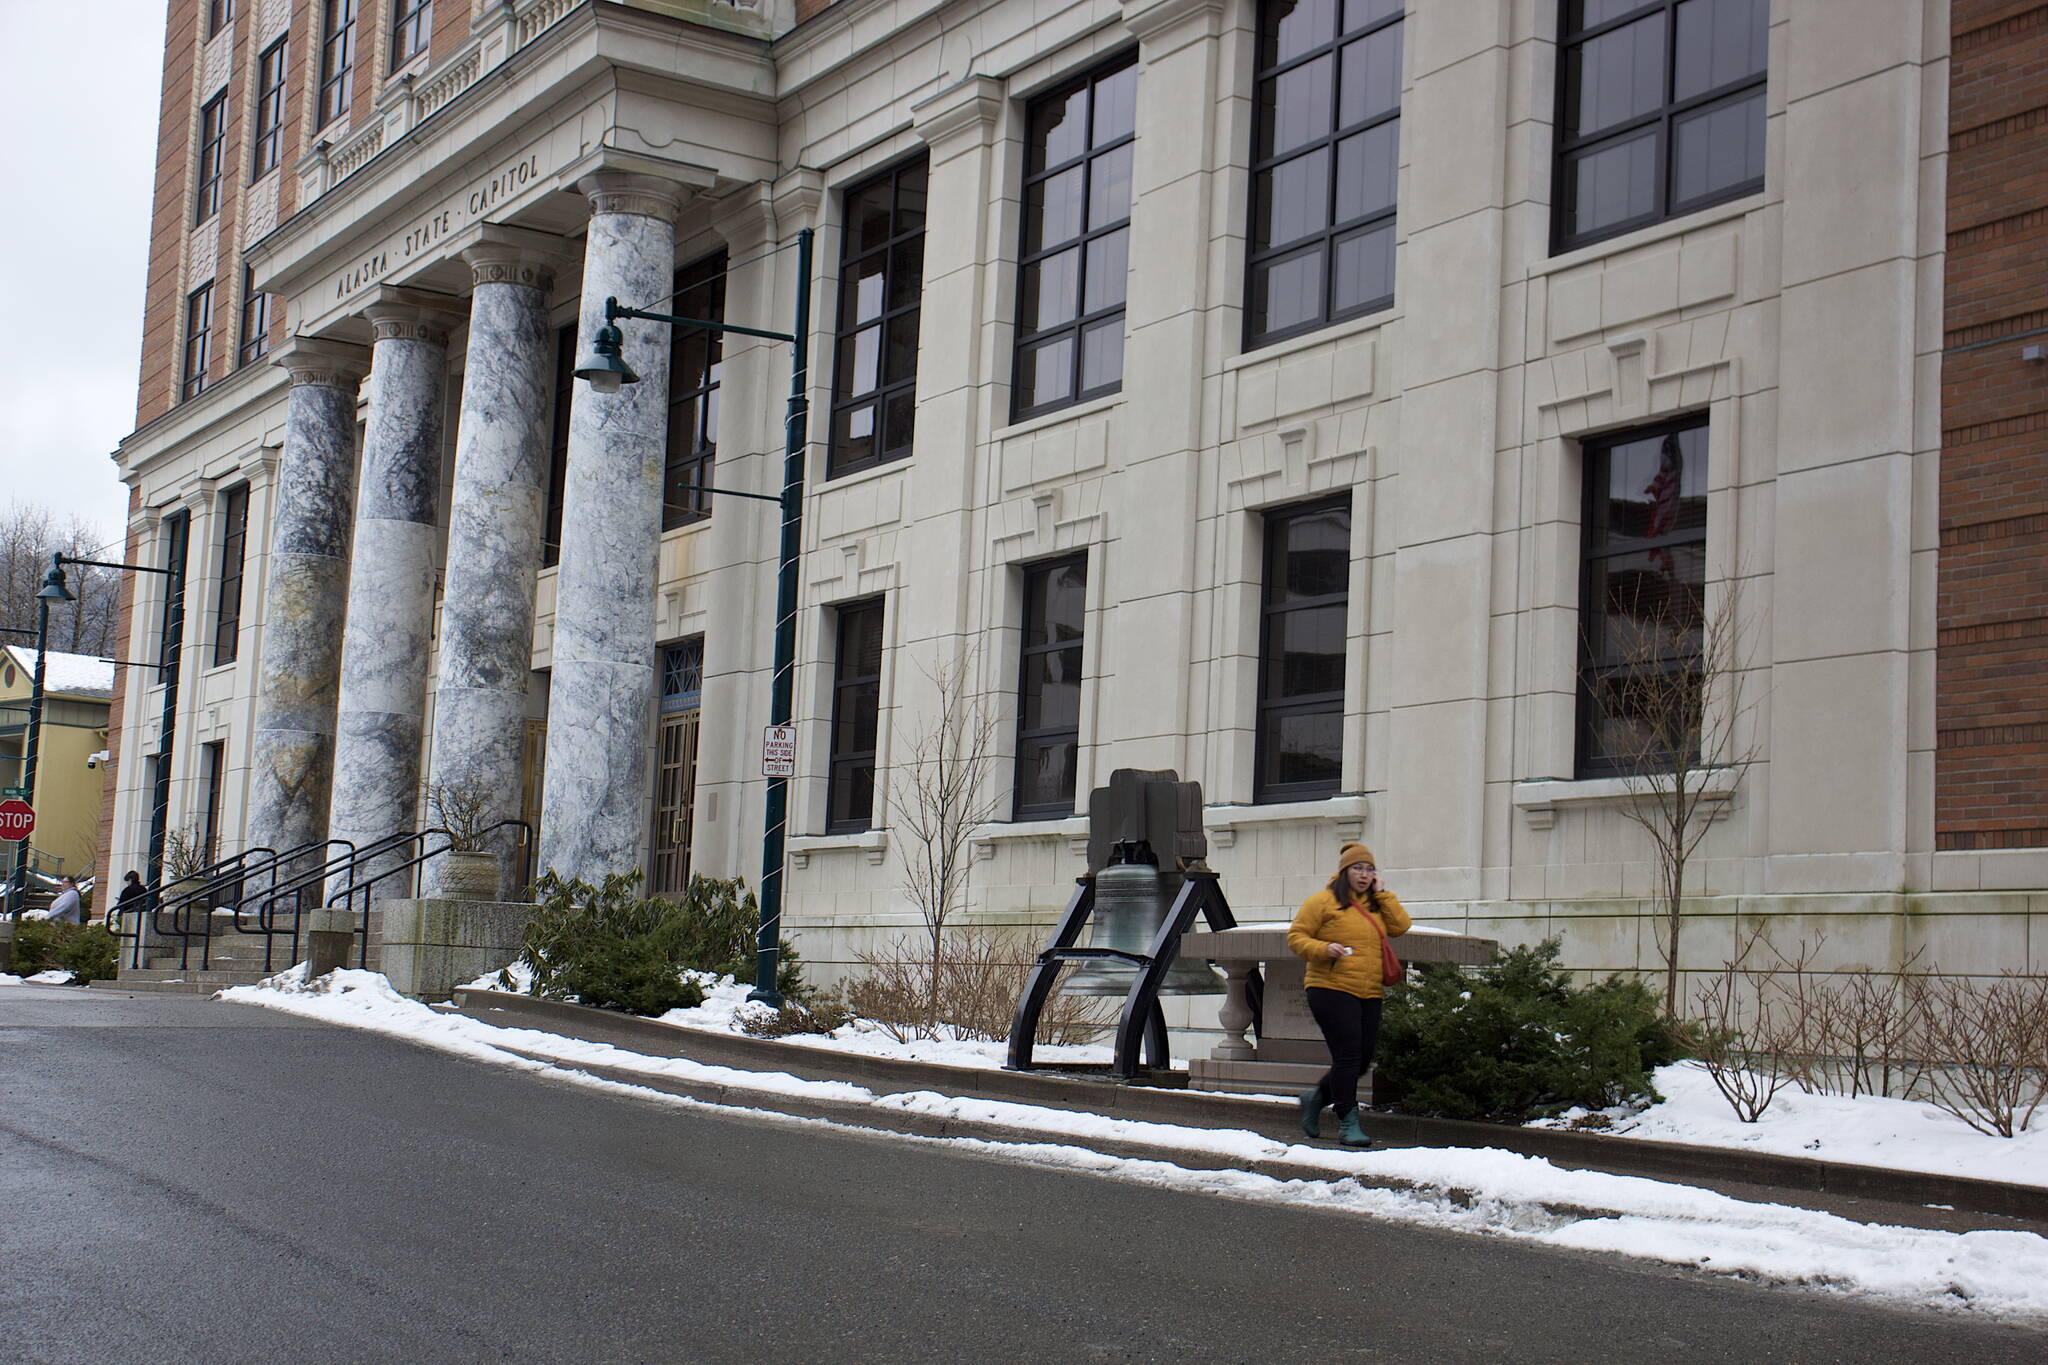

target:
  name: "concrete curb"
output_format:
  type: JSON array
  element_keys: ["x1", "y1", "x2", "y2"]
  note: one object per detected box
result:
[{"x1": 449, "y1": 987, "x2": 2048, "y2": 1223}]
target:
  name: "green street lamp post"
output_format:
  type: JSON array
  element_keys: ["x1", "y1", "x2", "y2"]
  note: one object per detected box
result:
[
  {"x1": 6, "y1": 556, "x2": 75, "y2": 917},
  {"x1": 576, "y1": 226, "x2": 813, "y2": 1008}
]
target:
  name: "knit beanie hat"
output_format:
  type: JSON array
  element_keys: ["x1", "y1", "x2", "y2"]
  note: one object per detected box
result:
[{"x1": 1336, "y1": 842, "x2": 1376, "y2": 874}]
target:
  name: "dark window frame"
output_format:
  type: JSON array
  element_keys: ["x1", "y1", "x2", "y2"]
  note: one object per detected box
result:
[
  {"x1": 208, "y1": 0, "x2": 235, "y2": 38},
  {"x1": 200, "y1": 740, "x2": 227, "y2": 864},
  {"x1": 1255, "y1": 494, "x2": 1352, "y2": 803},
  {"x1": 827, "y1": 598, "x2": 886, "y2": 834},
  {"x1": 390, "y1": 0, "x2": 432, "y2": 69},
  {"x1": 182, "y1": 284, "x2": 214, "y2": 402},
  {"x1": 213, "y1": 483, "x2": 249, "y2": 667},
  {"x1": 1244, "y1": 0, "x2": 1405, "y2": 352},
  {"x1": 1014, "y1": 554, "x2": 1088, "y2": 819},
  {"x1": 828, "y1": 156, "x2": 928, "y2": 480},
  {"x1": 159, "y1": 510, "x2": 191, "y2": 673},
  {"x1": 251, "y1": 37, "x2": 288, "y2": 176},
  {"x1": 238, "y1": 265, "x2": 272, "y2": 367},
  {"x1": 1551, "y1": 0, "x2": 1769, "y2": 253},
  {"x1": 317, "y1": 0, "x2": 357, "y2": 130},
  {"x1": 194, "y1": 91, "x2": 228, "y2": 225},
  {"x1": 543, "y1": 324, "x2": 575, "y2": 567},
  {"x1": 663, "y1": 252, "x2": 726, "y2": 531},
  {"x1": 1574, "y1": 412, "x2": 1712, "y2": 778},
  {"x1": 1011, "y1": 53, "x2": 1138, "y2": 422}
]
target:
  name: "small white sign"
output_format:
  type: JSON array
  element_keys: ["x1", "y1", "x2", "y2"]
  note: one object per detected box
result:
[{"x1": 761, "y1": 725, "x2": 797, "y2": 778}]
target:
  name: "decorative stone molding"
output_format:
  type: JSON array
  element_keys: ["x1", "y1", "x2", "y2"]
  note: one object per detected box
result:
[
  {"x1": 362, "y1": 285, "x2": 464, "y2": 345},
  {"x1": 272, "y1": 335, "x2": 371, "y2": 390},
  {"x1": 786, "y1": 828, "x2": 889, "y2": 869},
  {"x1": 1512, "y1": 771, "x2": 1741, "y2": 832},
  {"x1": 449, "y1": 223, "x2": 570, "y2": 295},
  {"x1": 577, "y1": 171, "x2": 691, "y2": 225},
  {"x1": 1120, "y1": 0, "x2": 1228, "y2": 51},
  {"x1": 1204, "y1": 794, "x2": 1369, "y2": 849},
  {"x1": 771, "y1": 167, "x2": 825, "y2": 233},
  {"x1": 910, "y1": 75, "x2": 1005, "y2": 153},
  {"x1": 967, "y1": 815, "x2": 1090, "y2": 862}
]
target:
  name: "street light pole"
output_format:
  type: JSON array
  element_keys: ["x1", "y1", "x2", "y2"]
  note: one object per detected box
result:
[
  {"x1": 7, "y1": 556, "x2": 75, "y2": 917},
  {"x1": 576, "y1": 226, "x2": 812, "y2": 1008}
]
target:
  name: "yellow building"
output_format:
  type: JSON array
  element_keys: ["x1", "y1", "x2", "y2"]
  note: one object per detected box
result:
[{"x1": 0, "y1": 646, "x2": 113, "y2": 890}]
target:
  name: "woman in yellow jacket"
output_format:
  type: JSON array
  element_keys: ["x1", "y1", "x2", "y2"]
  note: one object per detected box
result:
[{"x1": 1288, "y1": 842, "x2": 1411, "y2": 1148}]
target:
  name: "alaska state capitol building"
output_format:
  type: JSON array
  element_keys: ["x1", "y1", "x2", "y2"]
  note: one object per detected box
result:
[{"x1": 105, "y1": 0, "x2": 2048, "y2": 1001}]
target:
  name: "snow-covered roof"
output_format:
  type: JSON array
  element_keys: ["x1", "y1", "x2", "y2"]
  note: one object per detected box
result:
[{"x1": 2, "y1": 646, "x2": 115, "y2": 700}]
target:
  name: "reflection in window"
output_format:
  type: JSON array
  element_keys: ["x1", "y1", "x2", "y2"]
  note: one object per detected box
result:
[
  {"x1": 182, "y1": 284, "x2": 213, "y2": 401},
  {"x1": 828, "y1": 599, "x2": 886, "y2": 832},
  {"x1": 391, "y1": 0, "x2": 432, "y2": 68},
  {"x1": 318, "y1": 0, "x2": 357, "y2": 130},
  {"x1": 1555, "y1": 0, "x2": 1767, "y2": 251},
  {"x1": 252, "y1": 38, "x2": 288, "y2": 176},
  {"x1": 1576, "y1": 416, "x2": 1711, "y2": 776},
  {"x1": 214, "y1": 483, "x2": 249, "y2": 666},
  {"x1": 194, "y1": 92, "x2": 228, "y2": 224},
  {"x1": 830, "y1": 158, "x2": 927, "y2": 478},
  {"x1": 1257, "y1": 497, "x2": 1351, "y2": 801},
  {"x1": 1014, "y1": 55, "x2": 1136, "y2": 419},
  {"x1": 1246, "y1": 0, "x2": 1404, "y2": 349},
  {"x1": 1016, "y1": 556, "x2": 1087, "y2": 817},
  {"x1": 664, "y1": 253, "x2": 725, "y2": 530}
]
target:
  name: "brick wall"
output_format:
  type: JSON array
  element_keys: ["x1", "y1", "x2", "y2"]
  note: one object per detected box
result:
[
  {"x1": 136, "y1": 0, "x2": 202, "y2": 428},
  {"x1": 1936, "y1": 0, "x2": 2048, "y2": 850}
]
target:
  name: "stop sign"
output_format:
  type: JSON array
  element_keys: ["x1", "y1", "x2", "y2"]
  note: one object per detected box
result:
[{"x1": 0, "y1": 799, "x2": 33, "y2": 841}]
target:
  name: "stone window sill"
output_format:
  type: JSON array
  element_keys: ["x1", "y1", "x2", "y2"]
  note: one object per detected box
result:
[
  {"x1": 968, "y1": 814, "x2": 1089, "y2": 860},
  {"x1": 1204, "y1": 794, "x2": 1368, "y2": 848},
  {"x1": 787, "y1": 828, "x2": 888, "y2": 868},
  {"x1": 1513, "y1": 769, "x2": 1740, "y2": 831},
  {"x1": 1225, "y1": 309, "x2": 1399, "y2": 372},
  {"x1": 990, "y1": 393, "x2": 1124, "y2": 444}
]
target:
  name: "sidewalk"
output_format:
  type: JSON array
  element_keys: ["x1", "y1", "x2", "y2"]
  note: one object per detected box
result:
[{"x1": 446, "y1": 987, "x2": 2048, "y2": 1237}]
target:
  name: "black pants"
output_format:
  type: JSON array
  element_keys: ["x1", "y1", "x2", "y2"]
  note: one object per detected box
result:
[{"x1": 1306, "y1": 987, "x2": 1383, "y2": 1114}]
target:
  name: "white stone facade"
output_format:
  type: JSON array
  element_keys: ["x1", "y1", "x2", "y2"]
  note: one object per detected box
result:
[{"x1": 111, "y1": 0, "x2": 2045, "y2": 1010}]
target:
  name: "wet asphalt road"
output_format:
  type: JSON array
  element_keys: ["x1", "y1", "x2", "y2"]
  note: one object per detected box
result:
[{"x1": 2, "y1": 983, "x2": 2042, "y2": 1365}]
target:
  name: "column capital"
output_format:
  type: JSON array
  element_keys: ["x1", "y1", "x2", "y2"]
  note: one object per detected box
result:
[
  {"x1": 361, "y1": 285, "x2": 464, "y2": 346},
  {"x1": 576, "y1": 171, "x2": 692, "y2": 224},
  {"x1": 910, "y1": 75, "x2": 1005, "y2": 153},
  {"x1": 455, "y1": 222, "x2": 571, "y2": 293},
  {"x1": 770, "y1": 167, "x2": 826, "y2": 234},
  {"x1": 273, "y1": 335, "x2": 372, "y2": 390},
  {"x1": 1120, "y1": 0, "x2": 1228, "y2": 51}
]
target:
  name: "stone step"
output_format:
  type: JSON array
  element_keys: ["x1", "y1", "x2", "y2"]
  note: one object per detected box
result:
[{"x1": 116, "y1": 967, "x2": 277, "y2": 991}]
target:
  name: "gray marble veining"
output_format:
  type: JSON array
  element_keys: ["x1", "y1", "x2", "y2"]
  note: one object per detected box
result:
[{"x1": 539, "y1": 185, "x2": 681, "y2": 884}]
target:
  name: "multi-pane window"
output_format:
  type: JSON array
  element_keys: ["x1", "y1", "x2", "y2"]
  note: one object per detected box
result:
[
  {"x1": 160, "y1": 510, "x2": 190, "y2": 672},
  {"x1": 318, "y1": 0, "x2": 357, "y2": 129},
  {"x1": 543, "y1": 325, "x2": 574, "y2": 567},
  {"x1": 1014, "y1": 56, "x2": 1136, "y2": 420},
  {"x1": 664, "y1": 253, "x2": 725, "y2": 530},
  {"x1": 829, "y1": 157, "x2": 927, "y2": 478},
  {"x1": 213, "y1": 483, "x2": 249, "y2": 667},
  {"x1": 1015, "y1": 556, "x2": 1087, "y2": 818},
  {"x1": 252, "y1": 38, "x2": 288, "y2": 176},
  {"x1": 1576, "y1": 417, "x2": 1710, "y2": 776},
  {"x1": 200, "y1": 742, "x2": 227, "y2": 864},
  {"x1": 1554, "y1": 0, "x2": 1768, "y2": 251},
  {"x1": 182, "y1": 285, "x2": 214, "y2": 402},
  {"x1": 391, "y1": 0, "x2": 431, "y2": 68},
  {"x1": 828, "y1": 599, "x2": 885, "y2": 832},
  {"x1": 208, "y1": 0, "x2": 234, "y2": 37},
  {"x1": 1256, "y1": 497, "x2": 1350, "y2": 801},
  {"x1": 238, "y1": 266, "x2": 272, "y2": 366},
  {"x1": 1246, "y1": 0, "x2": 1404, "y2": 349},
  {"x1": 194, "y1": 92, "x2": 228, "y2": 224}
]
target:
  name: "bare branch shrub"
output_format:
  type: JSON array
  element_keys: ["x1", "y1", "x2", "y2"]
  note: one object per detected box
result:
[
  {"x1": 845, "y1": 930, "x2": 1117, "y2": 1046},
  {"x1": 1914, "y1": 971, "x2": 2048, "y2": 1139},
  {"x1": 1822, "y1": 948, "x2": 1930, "y2": 1100},
  {"x1": 426, "y1": 779, "x2": 494, "y2": 853},
  {"x1": 1688, "y1": 928, "x2": 1792, "y2": 1123}
]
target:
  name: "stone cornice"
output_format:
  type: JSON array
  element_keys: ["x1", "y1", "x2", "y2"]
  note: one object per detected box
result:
[
  {"x1": 273, "y1": 335, "x2": 372, "y2": 390},
  {"x1": 770, "y1": 167, "x2": 826, "y2": 233},
  {"x1": 910, "y1": 74, "x2": 1005, "y2": 151},
  {"x1": 1120, "y1": 0, "x2": 1228, "y2": 51}
]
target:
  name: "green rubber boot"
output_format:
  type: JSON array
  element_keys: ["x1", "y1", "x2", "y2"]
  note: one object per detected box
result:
[
  {"x1": 1297, "y1": 1084, "x2": 1330, "y2": 1140},
  {"x1": 1335, "y1": 1105, "x2": 1374, "y2": 1149}
]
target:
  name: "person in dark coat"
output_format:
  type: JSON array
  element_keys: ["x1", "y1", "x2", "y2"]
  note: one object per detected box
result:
[{"x1": 112, "y1": 870, "x2": 149, "y2": 930}]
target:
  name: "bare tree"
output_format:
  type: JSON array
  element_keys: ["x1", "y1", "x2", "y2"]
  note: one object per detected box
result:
[
  {"x1": 1591, "y1": 573, "x2": 1761, "y2": 1017},
  {"x1": 0, "y1": 500, "x2": 123, "y2": 660},
  {"x1": 890, "y1": 650, "x2": 1006, "y2": 1032}
]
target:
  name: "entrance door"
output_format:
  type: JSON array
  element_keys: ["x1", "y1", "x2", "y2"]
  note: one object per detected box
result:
[{"x1": 649, "y1": 638, "x2": 703, "y2": 897}]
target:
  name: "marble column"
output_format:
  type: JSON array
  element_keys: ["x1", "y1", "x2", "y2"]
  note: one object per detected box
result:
[
  {"x1": 326, "y1": 290, "x2": 460, "y2": 901},
  {"x1": 538, "y1": 172, "x2": 687, "y2": 884},
  {"x1": 421, "y1": 232, "x2": 560, "y2": 897},
  {"x1": 246, "y1": 337, "x2": 372, "y2": 865}
]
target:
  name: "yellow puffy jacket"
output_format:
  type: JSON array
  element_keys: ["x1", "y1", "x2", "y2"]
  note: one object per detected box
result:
[{"x1": 1288, "y1": 887, "x2": 1412, "y2": 999}]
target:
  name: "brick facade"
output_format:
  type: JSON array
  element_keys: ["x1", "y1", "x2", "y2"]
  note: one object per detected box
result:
[{"x1": 1936, "y1": 0, "x2": 2048, "y2": 850}]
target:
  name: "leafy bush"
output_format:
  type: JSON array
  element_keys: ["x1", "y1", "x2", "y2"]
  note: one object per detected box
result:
[
  {"x1": 1375, "y1": 939, "x2": 1685, "y2": 1123},
  {"x1": 518, "y1": 870, "x2": 809, "y2": 1017},
  {"x1": 7, "y1": 920, "x2": 117, "y2": 984}
]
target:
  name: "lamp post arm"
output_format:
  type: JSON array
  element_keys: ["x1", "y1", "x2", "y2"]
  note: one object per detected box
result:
[
  {"x1": 56, "y1": 556, "x2": 177, "y2": 578},
  {"x1": 605, "y1": 300, "x2": 797, "y2": 346}
]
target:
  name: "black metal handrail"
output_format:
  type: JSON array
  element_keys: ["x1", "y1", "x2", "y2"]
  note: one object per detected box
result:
[
  {"x1": 320, "y1": 820, "x2": 533, "y2": 971},
  {"x1": 108, "y1": 843, "x2": 297, "y2": 971},
  {"x1": 224, "y1": 830, "x2": 427, "y2": 972}
]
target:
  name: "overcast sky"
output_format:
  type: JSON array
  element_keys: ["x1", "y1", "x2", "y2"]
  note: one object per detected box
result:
[{"x1": 0, "y1": 2, "x2": 166, "y2": 553}]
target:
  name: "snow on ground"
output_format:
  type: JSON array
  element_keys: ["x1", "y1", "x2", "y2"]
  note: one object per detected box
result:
[
  {"x1": 226, "y1": 967, "x2": 2048, "y2": 1323},
  {"x1": 1, "y1": 969, "x2": 78, "y2": 985},
  {"x1": 0, "y1": 972, "x2": 25, "y2": 986}
]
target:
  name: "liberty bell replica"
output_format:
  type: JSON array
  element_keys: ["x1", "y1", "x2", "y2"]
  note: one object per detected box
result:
[{"x1": 1063, "y1": 772, "x2": 1224, "y2": 996}]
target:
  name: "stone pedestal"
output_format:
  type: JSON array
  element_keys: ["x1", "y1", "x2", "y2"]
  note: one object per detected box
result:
[
  {"x1": 376, "y1": 897, "x2": 537, "y2": 1001},
  {"x1": 328, "y1": 291, "x2": 459, "y2": 902},
  {"x1": 422, "y1": 231, "x2": 561, "y2": 896},
  {"x1": 246, "y1": 338, "x2": 372, "y2": 864},
  {"x1": 539, "y1": 173, "x2": 687, "y2": 884},
  {"x1": 1178, "y1": 922, "x2": 1497, "y2": 1097}
]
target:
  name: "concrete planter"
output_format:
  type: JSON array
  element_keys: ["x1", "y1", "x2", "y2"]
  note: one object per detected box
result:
[
  {"x1": 378, "y1": 897, "x2": 534, "y2": 1001},
  {"x1": 435, "y1": 850, "x2": 502, "y2": 902}
]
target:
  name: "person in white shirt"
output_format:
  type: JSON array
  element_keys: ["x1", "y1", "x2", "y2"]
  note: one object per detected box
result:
[{"x1": 45, "y1": 876, "x2": 83, "y2": 924}]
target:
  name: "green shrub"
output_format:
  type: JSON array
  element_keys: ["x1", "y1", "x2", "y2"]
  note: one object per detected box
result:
[
  {"x1": 518, "y1": 870, "x2": 810, "y2": 1017},
  {"x1": 6, "y1": 920, "x2": 117, "y2": 984},
  {"x1": 1375, "y1": 939, "x2": 1685, "y2": 1123}
]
